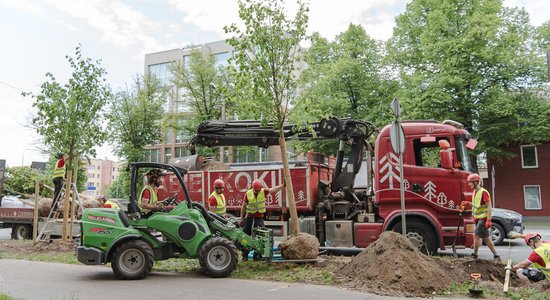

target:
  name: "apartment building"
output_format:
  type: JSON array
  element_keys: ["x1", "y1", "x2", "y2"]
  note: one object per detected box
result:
[{"x1": 84, "y1": 159, "x2": 123, "y2": 198}]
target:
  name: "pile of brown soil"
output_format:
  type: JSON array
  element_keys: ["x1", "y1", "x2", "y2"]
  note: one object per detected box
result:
[
  {"x1": 279, "y1": 232, "x2": 320, "y2": 259},
  {"x1": 337, "y1": 231, "x2": 464, "y2": 297}
]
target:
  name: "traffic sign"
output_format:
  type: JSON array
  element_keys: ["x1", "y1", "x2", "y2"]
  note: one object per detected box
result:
[
  {"x1": 391, "y1": 98, "x2": 401, "y2": 118},
  {"x1": 390, "y1": 121, "x2": 405, "y2": 154}
]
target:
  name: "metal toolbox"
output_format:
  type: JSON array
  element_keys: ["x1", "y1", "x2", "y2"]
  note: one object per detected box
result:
[{"x1": 325, "y1": 220, "x2": 354, "y2": 247}]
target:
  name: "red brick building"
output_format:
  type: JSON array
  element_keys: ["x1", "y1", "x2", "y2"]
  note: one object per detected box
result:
[{"x1": 487, "y1": 143, "x2": 549, "y2": 217}]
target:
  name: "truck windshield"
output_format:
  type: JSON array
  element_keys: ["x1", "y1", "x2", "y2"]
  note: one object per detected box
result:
[{"x1": 455, "y1": 135, "x2": 474, "y2": 172}]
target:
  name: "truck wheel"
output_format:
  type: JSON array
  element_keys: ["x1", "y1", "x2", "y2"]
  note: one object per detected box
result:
[
  {"x1": 485, "y1": 223, "x2": 505, "y2": 246},
  {"x1": 393, "y1": 220, "x2": 438, "y2": 255},
  {"x1": 11, "y1": 224, "x2": 31, "y2": 240},
  {"x1": 198, "y1": 237, "x2": 237, "y2": 278},
  {"x1": 111, "y1": 240, "x2": 154, "y2": 280}
]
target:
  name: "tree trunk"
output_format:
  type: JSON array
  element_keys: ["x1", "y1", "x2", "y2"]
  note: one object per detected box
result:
[{"x1": 279, "y1": 133, "x2": 300, "y2": 236}]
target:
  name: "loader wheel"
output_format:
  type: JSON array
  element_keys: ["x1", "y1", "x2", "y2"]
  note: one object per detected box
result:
[
  {"x1": 393, "y1": 220, "x2": 438, "y2": 255},
  {"x1": 11, "y1": 224, "x2": 31, "y2": 240},
  {"x1": 198, "y1": 237, "x2": 238, "y2": 278},
  {"x1": 111, "y1": 240, "x2": 154, "y2": 280}
]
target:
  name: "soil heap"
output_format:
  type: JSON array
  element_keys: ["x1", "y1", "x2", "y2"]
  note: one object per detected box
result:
[
  {"x1": 337, "y1": 231, "x2": 464, "y2": 297},
  {"x1": 279, "y1": 232, "x2": 320, "y2": 260}
]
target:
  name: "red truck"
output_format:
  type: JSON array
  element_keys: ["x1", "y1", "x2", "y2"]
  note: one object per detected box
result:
[{"x1": 157, "y1": 118, "x2": 477, "y2": 254}]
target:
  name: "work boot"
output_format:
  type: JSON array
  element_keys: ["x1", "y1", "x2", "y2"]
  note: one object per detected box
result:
[{"x1": 494, "y1": 255, "x2": 501, "y2": 263}]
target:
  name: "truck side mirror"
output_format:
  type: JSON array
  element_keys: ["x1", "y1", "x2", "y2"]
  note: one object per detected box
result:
[
  {"x1": 438, "y1": 140, "x2": 453, "y2": 169},
  {"x1": 440, "y1": 150, "x2": 453, "y2": 169}
]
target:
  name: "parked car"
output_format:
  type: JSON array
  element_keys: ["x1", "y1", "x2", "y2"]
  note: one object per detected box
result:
[{"x1": 487, "y1": 208, "x2": 524, "y2": 245}]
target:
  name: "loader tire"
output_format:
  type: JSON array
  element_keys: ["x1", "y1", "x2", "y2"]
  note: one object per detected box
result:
[
  {"x1": 11, "y1": 224, "x2": 31, "y2": 240},
  {"x1": 111, "y1": 240, "x2": 154, "y2": 280},
  {"x1": 198, "y1": 237, "x2": 238, "y2": 278},
  {"x1": 393, "y1": 220, "x2": 438, "y2": 255}
]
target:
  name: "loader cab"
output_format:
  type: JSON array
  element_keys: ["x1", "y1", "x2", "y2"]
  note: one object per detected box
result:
[{"x1": 127, "y1": 162, "x2": 192, "y2": 217}]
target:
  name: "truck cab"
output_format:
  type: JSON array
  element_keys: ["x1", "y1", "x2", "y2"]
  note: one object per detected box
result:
[{"x1": 370, "y1": 120, "x2": 477, "y2": 253}]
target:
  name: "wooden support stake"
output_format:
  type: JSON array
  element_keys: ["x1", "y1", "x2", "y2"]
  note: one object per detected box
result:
[
  {"x1": 33, "y1": 180, "x2": 39, "y2": 242},
  {"x1": 503, "y1": 258, "x2": 512, "y2": 292}
]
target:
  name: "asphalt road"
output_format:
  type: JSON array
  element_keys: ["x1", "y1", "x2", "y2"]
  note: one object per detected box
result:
[{"x1": 0, "y1": 259, "x2": 420, "y2": 300}]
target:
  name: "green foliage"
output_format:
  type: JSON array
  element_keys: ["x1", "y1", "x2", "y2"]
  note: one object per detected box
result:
[
  {"x1": 294, "y1": 24, "x2": 397, "y2": 124},
  {"x1": 106, "y1": 167, "x2": 130, "y2": 199},
  {"x1": 106, "y1": 75, "x2": 166, "y2": 163},
  {"x1": 170, "y1": 49, "x2": 232, "y2": 152},
  {"x1": 291, "y1": 23, "x2": 397, "y2": 156},
  {"x1": 225, "y1": 0, "x2": 308, "y2": 126},
  {"x1": 387, "y1": 0, "x2": 550, "y2": 160},
  {"x1": 28, "y1": 44, "x2": 110, "y2": 168},
  {"x1": 3, "y1": 167, "x2": 44, "y2": 195},
  {"x1": 0, "y1": 293, "x2": 14, "y2": 300}
]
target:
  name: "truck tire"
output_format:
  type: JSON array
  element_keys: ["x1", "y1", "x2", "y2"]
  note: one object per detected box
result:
[
  {"x1": 198, "y1": 237, "x2": 237, "y2": 278},
  {"x1": 393, "y1": 220, "x2": 438, "y2": 255},
  {"x1": 11, "y1": 224, "x2": 31, "y2": 240},
  {"x1": 485, "y1": 223, "x2": 505, "y2": 246},
  {"x1": 111, "y1": 240, "x2": 154, "y2": 280}
]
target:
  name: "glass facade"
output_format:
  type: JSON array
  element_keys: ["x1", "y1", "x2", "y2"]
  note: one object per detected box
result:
[{"x1": 148, "y1": 62, "x2": 174, "y2": 86}]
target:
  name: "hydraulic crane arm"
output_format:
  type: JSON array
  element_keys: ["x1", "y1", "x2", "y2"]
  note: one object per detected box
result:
[
  {"x1": 189, "y1": 117, "x2": 378, "y2": 192},
  {"x1": 189, "y1": 118, "x2": 376, "y2": 149}
]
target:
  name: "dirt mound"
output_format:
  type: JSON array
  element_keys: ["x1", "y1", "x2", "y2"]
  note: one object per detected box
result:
[
  {"x1": 32, "y1": 240, "x2": 75, "y2": 252},
  {"x1": 337, "y1": 231, "x2": 464, "y2": 297},
  {"x1": 0, "y1": 240, "x2": 75, "y2": 255},
  {"x1": 279, "y1": 232, "x2": 320, "y2": 260}
]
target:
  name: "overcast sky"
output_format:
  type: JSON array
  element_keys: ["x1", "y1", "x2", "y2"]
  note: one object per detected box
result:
[{"x1": 0, "y1": 0, "x2": 548, "y2": 168}]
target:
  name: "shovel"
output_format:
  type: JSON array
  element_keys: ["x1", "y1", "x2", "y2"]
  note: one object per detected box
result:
[{"x1": 451, "y1": 211, "x2": 463, "y2": 258}]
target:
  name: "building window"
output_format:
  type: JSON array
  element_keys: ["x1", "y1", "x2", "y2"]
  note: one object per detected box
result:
[
  {"x1": 520, "y1": 145, "x2": 538, "y2": 168},
  {"x1": 175, "y1": 147, "x2": 189, "y2": 158},
  {"x1": 165, "y1": 148, "x2": 172, "y2": 163},
  {"x1": 523, "y1": 185, "x2": 542, "y2": 210},
  {"x1": 148, "y1": 62, "x2": 174, "y2": 86},
  {"x1": 214, "y1": 52, "x2": 230, "y2": 69},
  {"x1": 148, "y1": 149, "x2": 160, "y2": 162}
]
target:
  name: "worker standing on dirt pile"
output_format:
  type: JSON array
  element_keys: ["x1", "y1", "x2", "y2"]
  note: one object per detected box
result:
[
  {"x1": 239, "y1": 179, "x2": 284, "y2": 261},
  {"x1": 511, "y1": 233, "x2": 550, "y2": 284},
  {"x1": 460, "y1": 173, "x2": 500, "y2": 262},
  {"x1": 97, "y1": 195, "x2": 120, "y2": 209},
  {"x1": 208, "y1": 179, "x2": 227, "y2": 217},
  {"x1": 138, "y1": 169, "x2": 167, "y2": 216},
  {"x1": 51, "y1": 153, "x2": 66, "y2": 211}
]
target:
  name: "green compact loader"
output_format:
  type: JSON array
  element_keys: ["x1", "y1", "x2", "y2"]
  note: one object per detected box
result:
[{"x1": 76, "y1": 162, "x2": 272, "y2": 279}]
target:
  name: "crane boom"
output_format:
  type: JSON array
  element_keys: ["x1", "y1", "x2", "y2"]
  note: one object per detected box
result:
[{"x1": 189, "y1": 118, "x2": 378, "y2": 193}]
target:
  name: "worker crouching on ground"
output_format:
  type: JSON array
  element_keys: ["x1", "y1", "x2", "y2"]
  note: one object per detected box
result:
[
  {"x1": 97, "y1": 195, "x2": 120, "y2": 209},
  {"x1": 209, "y1": 179, "x2": 227, "y2": 217},
  {"x1": 511, "y1": 233, "x2": 550, "y2": 284},
  {"x1": 239, "y1": 179, "x2": 284, "y2": 261},
  {"x1": 460, "y1": 173, "x2": 500, "y2": 261}
]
